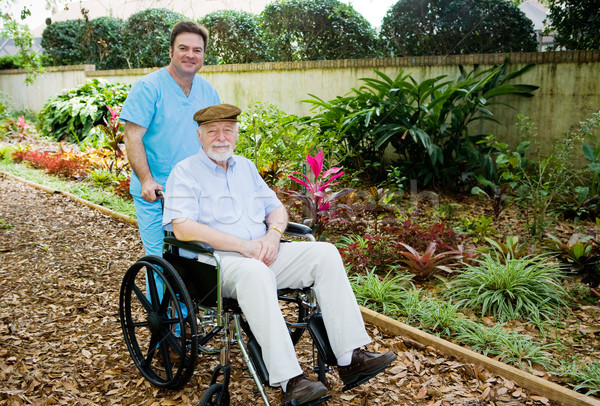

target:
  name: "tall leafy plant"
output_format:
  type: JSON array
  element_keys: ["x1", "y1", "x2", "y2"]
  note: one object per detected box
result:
[
  {"x1": 303, "y1": 62, "x2": 538, "y2": 187},
  {"x1": 287, "y1": 150, "x2": 353, "y2": 240},
  {"x1": 37, "y1": 79, "x2": 130, "y2": 144}
]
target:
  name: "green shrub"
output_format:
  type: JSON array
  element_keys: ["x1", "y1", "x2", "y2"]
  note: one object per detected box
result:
[
  {"x1": 260, "y1": 0, "x2": 378, "y2": 61},
  {"x1": 81, "y1": 16, "x2": 128, "y2": 70},
  {"x1": 238, "y1": 102, "x2": 331, "y2": 172},
  {"x1": 444, "y1": 251, "x2": 568, "y2": 323},
  {"x1": 200, "y1": 10, "x2": 270, "y2": 65},
  {"x1": 41, "y1": 20, "x2": 86, "y2": 66},
  {"x1": 37, "y1": 79, "x2": 130, "y2": 143},
  {"x1": 122, "y1": 9, "x2": 184, "y2": 69}
]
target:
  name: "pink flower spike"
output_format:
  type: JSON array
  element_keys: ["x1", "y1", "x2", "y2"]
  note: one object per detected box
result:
[
  {"x1": 106, "y1": 105, "x2": 118, "y2": 121},
  {"x1": 18, "y1": 116, "x2": 25, "y2": 128},
  {"x1": 306, "y1": 150, "x2": 324, "y2": 178}
]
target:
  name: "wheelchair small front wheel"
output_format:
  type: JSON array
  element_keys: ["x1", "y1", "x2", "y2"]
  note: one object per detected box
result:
[{"x1": 198, "y1": 383, "x2": 230, "y2": 406}]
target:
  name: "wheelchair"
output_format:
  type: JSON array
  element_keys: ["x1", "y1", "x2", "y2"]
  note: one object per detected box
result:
[{"x1": 119, "y1": 222, "x2": 340, "y2": 406}]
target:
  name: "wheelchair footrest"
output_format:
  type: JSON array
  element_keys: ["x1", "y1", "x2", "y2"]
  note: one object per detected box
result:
[
  {"x1": 281, "y1": 394, "x2": 332, "y2": 406},
  {"x1": 341, "y1": 372, "x2": 379, "y2": 392}
]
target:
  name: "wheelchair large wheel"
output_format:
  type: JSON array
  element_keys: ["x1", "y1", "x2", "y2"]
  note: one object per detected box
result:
[
  {"x1": 198, "y1": 383, "x2": 230, "y2": 406},
  {"x1": 119, "y1": 255, "x2": 198, "y2": 389},
  {"x1": 278, "y1": 290, "x2": 309, "y2": 345}
]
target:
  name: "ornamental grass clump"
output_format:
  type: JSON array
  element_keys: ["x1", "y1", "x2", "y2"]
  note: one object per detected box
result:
[
  {"x1": 445, "y1": 251, "x2": 568, "y2": 323},
  {"x1": 349, "y1": 268, "x2": 413, "y2": 316}
]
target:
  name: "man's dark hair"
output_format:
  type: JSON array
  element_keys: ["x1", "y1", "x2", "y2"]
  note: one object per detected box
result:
[{"x1": 170, "y1": 21, "x2": 209, "y2": 49}]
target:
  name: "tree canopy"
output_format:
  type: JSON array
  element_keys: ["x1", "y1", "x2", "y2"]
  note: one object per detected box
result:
[
  {"x1": 260, "y1": 0, "x2": 379, "y2": 61},
  {"x1": 545, "y1": 0, "x2": 600, "y2": 50},
  {"x1": 380, "y1": 0, "x2": 538, "y2": 56}
]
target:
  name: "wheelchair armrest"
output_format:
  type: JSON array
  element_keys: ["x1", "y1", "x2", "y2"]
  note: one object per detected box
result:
[
  {"x1": 285, "y1": 222, "x2": 315, "y2": 241},
  {"x1": 164, "y1": 235, "x2": 215, "y2": 254},
  {"x1": 285, "y1": 222, "x2": 312, "y2": 235}
]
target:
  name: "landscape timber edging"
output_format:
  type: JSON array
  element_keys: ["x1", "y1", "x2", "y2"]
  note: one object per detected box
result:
[
  {"x1": 4, "y1": 170, "x2": 600, "y2": 406},
  {"x1": 361, "y1": 306, "x2": 600, "y2": 406}
]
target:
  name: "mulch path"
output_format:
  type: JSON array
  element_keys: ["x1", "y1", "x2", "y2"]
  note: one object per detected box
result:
[{"x1": 0, "y1": 174, "x2": 565, "y2": 405}]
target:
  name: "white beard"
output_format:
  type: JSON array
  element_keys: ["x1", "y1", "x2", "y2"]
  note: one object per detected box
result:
[{"x1": 206, "y1": 142, "x2": 233, "y2": 162}]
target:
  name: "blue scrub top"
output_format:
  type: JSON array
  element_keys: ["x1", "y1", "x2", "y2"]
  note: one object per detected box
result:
[{"x1": 120, "y1": 68, "x2": 221, "y2": 194}]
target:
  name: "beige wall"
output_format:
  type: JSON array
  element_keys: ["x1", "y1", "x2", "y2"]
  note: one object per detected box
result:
[{"x1": 1, "y1": 51, "x2": 598, "y2": 157}]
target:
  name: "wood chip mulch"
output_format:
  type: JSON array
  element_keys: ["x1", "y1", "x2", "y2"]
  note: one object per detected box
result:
[{"x1": 0, "y1": 174, "x2": 564, "y2": 406}]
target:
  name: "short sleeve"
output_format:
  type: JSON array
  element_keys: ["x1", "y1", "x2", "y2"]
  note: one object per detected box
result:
[
  {"x1": 119, "y1": 79, "x2": 157, "y2": 128},
  {"x1": 162, "y1": 164, "x2": 201, "y2": 231}
]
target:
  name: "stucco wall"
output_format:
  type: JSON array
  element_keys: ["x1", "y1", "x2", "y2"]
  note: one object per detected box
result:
[{"x1": 1, "y1": 51, "x2": 598, "y2": 157}]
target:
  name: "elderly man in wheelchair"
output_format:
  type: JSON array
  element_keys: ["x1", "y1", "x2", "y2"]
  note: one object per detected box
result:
[{"x1": 120, "y1": 104, "x2": 395, "y2": 406}]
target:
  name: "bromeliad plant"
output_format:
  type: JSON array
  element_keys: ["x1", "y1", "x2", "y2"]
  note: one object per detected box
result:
[
  {"x1": 397, "y1": 242, "x2": 463, "y2": 279},
  {"x1": 287, "y1": 149, "x2": 354, "y2": 240},
  {"x1": 545, "y1": 232, "x2": 600, "y2": 287}
]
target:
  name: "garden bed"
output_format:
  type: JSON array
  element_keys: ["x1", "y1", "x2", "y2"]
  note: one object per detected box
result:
[{"x1": 0, "y1": 173, "x2": 574, "y2": 406}]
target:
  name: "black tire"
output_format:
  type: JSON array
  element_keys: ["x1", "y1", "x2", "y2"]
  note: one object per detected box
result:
[
  {"x1": 278, "y1": 291, "x2": 309, "y2": 345},
  {"x1": 119, "y1": 255, "x2": 198, "y2": 389},
  {"x1": 198, "y1": 383, "x2": 230, "y2": 406}
]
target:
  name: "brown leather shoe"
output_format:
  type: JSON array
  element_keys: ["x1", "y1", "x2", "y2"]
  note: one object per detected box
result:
[
  {"x1": 337, "y1": 348, "x2": 396, "y2": 388},
  {"x1": 282, "y1": 372, "x2": 328, "y2": 404}
]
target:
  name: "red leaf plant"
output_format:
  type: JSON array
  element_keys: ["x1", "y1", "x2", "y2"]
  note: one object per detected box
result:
[
  {"x1": 398, "y1": 242, "x2": 464, "y2": 279},
  {"x1": 287, "y1": 149, "x2": 354, "y2": 240}
]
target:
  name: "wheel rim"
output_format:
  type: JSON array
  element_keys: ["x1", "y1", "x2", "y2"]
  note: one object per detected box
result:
[{"x1": 119, "y1": 255, "x2": 198, "y2": 389}]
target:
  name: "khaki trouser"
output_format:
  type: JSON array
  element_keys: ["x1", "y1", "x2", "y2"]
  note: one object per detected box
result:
[{"x1": 216, "y1": 241, "x2": 371, "y2": 386}]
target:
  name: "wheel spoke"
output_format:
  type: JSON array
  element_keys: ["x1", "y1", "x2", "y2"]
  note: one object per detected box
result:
[
  {"x1": 131, "y1": 282, "x2": 153, "y2": 313},
  {"x1": 146, "y1": 269, "x2": 161, "y2": 311}
]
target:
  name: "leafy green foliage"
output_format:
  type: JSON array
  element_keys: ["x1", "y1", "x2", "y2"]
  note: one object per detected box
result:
[
  {"x1": 337, "y1": 234, "x2": 397, "y2": 273},
  {"x1": 237, "y1": 102, "x2": 327, "y2": 171},
  {"x1": 41, "y1": 20, "x2": 86, "y2": 66},
  {"x1": 545, "y1": 0, "x2": 600, "y2": 51},
  {"x1": 349, "y1": 268, "x2": 413, "y2": 315},
  {"x1": 460, "y1": 215, "x2": 497, "y2": 243},
  {"x1": 80, "y1": 16, "x2": 128, "y2": 70},
  {"x1": 37, "y1": 79, "x2": 130, "y2": 143},
  {"x1": 483, "y1": 236, "x2": 530, "y2": 261},
  {"x1": 0, "y1": 54, "x2": 49, "y2": 70},
  {"x1": 304, "y1": 63, "x2": 538, "y2": 187},
  {"x1": 556, "y1": 111, "x2": 600, "y2": 221},
  {"x1": 201, "y1": 10, "x2": 270, "y2": 65},
  {"x1": 1, "y1": 4, "x2": 44, "y2": 83},
  {"x1": 445, "y1": 251, "x2": 568, "y2": 323},
  {"x1": 545, "y1": 232, "x2": 600, "y2": 287},
  {"x1": 380, "y1": 0, "x2": 537, "y2": 57},
  {"x1": 122, "y1": 9, "x2": 184, "y2": 69},
  {"x1": 0, "y1": 218, "x2": 14, "y2": 229},
  {"x1": 501, "y1": 115, "x2": 583, "y2": 238},
  {"x1": 260, "y1": 0, "x2": 379, "y2": 61}
]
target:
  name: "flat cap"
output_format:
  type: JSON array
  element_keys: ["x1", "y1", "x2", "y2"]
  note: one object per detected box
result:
[{"x1": 193, "y1": 104, "x2": 241, "y2": 125}]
